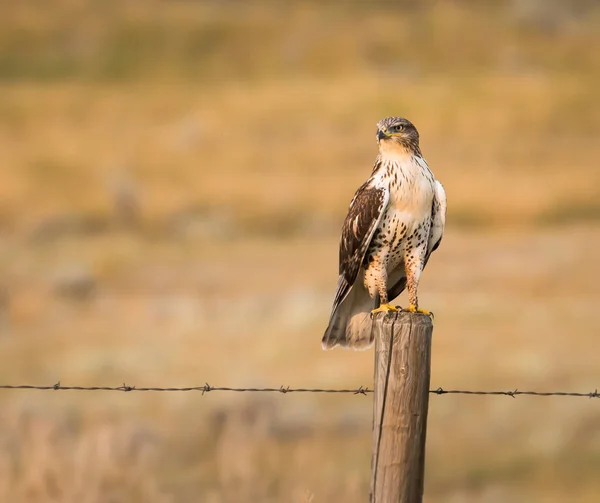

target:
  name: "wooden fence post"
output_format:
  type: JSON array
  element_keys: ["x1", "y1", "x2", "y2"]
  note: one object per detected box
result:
[{"x1": 369, "y1": 311, "x2": 433, "y2": 503}]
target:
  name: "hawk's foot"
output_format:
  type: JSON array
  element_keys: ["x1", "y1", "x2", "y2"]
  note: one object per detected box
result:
[
  {"x1": 404, "y1": 304, "x2": 434, "y2": 319},
  {"x1": 370, "y1": 304, "x2": 399, "y2": 317}
]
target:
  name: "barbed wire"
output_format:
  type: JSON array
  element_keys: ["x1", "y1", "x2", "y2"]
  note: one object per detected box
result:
[{"x1": 0, "y1": 382, "x2": 598, "y2": 398}]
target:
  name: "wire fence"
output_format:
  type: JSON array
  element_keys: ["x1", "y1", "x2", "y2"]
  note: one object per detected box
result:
[{"x1": 0, "y1": 382, "x2": 598, "y2": 398}]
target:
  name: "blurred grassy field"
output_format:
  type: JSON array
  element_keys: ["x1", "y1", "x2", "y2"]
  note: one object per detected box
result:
[{"x1": 1, "y1": 1, "x2": 600, "y2": 502}]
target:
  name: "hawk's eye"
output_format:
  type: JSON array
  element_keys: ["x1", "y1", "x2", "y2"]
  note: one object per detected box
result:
[{"x1": 395, "y1": 125, "x2": 404, "y2": 132}]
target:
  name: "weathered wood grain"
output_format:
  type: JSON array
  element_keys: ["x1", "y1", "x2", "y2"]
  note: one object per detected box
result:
[{"x1": 370, "y1": 311, "x2": 433, "y2": 503}]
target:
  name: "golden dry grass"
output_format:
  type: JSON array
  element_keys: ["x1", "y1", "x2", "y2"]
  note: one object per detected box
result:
[{"x1": 1, "y1": 1, "x2": 600, "y2": 502}]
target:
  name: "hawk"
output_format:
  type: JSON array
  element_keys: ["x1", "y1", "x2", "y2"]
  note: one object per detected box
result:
[{"x1": 322, "y1": 117, "x2": 447, "y2": 350}]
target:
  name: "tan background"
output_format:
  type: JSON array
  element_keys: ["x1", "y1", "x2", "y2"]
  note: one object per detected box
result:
[{"x1": 1, "y1": 1, "x2": 600, "y2": 502}]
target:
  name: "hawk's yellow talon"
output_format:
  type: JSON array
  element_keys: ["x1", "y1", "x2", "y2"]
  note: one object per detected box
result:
[
  {"x1": 404, "y1": 304, "x2": 434, "y2": 319},
  {"x1": 371, "y1": 303, "x2": 399, "y2": 315}
]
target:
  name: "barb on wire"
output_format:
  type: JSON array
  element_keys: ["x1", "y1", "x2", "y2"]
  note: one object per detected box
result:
[{"x1": 0, "y1": 383, "x2": 598, "y2": 398}]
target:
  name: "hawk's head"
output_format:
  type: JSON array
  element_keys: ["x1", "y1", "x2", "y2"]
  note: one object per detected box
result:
[{"x1": 376, "y1": 117, "x2": 420, "y2": 155}]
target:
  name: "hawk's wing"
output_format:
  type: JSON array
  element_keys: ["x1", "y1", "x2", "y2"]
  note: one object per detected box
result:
[
  {"x1": 329, "y1": 181, "x2": 389, "y2": 316},
  {"x1": 425, "y1": 180, "x2": 447, "y2": 265}
]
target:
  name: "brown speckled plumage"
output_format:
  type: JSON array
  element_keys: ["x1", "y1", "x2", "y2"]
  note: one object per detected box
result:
[{"x1": 322, "y1": 117, "x2": 447, "y2": 350}]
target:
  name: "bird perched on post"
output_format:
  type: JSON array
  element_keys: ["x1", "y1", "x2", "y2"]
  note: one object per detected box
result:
[{"x1": 322, "y1": 117, "x2": 447, "y2": 350}]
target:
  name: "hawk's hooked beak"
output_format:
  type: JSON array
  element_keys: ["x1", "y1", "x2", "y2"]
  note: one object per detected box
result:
[{"x1": 377, "y1": 128, "x2": 389, "y2": 141}]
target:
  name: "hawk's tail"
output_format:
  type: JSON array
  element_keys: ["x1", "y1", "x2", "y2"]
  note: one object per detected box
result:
[{"x1": 322, "y1": 284, "x2": 376, "y2": 350}]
